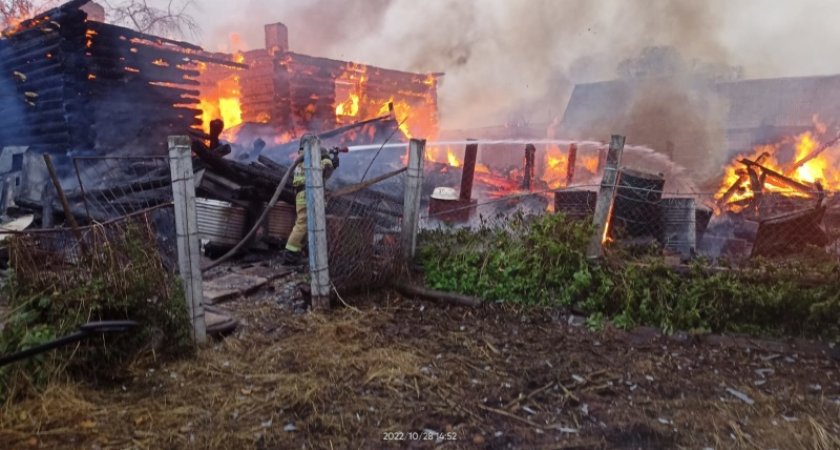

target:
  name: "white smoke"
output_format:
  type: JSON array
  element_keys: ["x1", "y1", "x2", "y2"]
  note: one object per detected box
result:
[{"x1": 196, "y1": 0, "x2": 840, "y2": 128}]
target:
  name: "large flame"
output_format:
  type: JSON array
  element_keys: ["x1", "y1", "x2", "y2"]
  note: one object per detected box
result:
[
  {"x1": 333, "y1": 64, "x2": 438, "y2": 139},
  {"x1": 715, "y1": 118, "x2": 840, "y2": 212},
  {"x1": 542, "y1": 145, "x2": 569, "y2": 189},
  {"x1": 196, "y1": 37, "x2": 244, "y2": 134},
  {"x1": 539, "y1": 145, "x2": 600, "y2": 189},
  {"x1": 335, "y1": 93, "x2": 360, "y2": 117}
]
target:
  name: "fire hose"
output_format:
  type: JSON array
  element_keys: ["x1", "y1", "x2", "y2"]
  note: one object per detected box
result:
[
  {"x1": 202, "y1": 155, "x2": 303, "y2": 272},
  {"x1": 202, "y1": 144, "x2": 351, "y2": 271},
  {"x1": 0, "y1": 320, "x2": 138, "y2": 368}
]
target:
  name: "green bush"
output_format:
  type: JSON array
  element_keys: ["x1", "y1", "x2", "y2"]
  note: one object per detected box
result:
[
  {"x1": 421, "y1": 212, "x2": 611, "y2": 307},
  {"x1": 419, "y1": 213, "x2": 840, "y2": 341},
  {"x1": 0, "y1": 222, "x2": 193, "y2": 403}
]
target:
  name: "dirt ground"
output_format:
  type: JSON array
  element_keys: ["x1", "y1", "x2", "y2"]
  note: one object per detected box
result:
[{"x1": 1, "y1": 278, "x2": 839, "y2": 449}]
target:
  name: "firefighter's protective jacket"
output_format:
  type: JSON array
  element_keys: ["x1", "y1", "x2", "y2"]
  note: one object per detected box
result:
[{"x1": 292, "y1": 152, "x2": 334, "y2": 206}]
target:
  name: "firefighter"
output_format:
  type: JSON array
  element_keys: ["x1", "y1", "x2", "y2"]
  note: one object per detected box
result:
[{"x1": 283, "y1": 144, "x2": 340, "y2": 265}]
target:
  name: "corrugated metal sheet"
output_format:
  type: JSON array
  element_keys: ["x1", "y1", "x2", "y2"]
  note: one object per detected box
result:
[
  {"x1": 267, "y1": 201, "x2": 296, "y2": 239},
  {"x1": 196, "y1": 198, "x2": 246, "y2": 246}
]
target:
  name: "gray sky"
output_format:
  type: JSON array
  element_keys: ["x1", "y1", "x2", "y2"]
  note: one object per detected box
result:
[{"x1": 176, "y1": 0, "x2": 840, "y2": 128}]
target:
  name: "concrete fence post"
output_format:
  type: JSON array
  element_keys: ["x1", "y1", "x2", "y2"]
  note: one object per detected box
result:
[
  {"x1": 303, "y1": 135, "x2": 331, "y2": 310},
  {"x1": 402, "y1": 138, "x2": 426, "y2": 261},
  {"x1": 587, "y1": 134, "x2": 625, "y2": 259},
  {"x1": 168, "y1": 135, "x2": 206, "y2": 344}
]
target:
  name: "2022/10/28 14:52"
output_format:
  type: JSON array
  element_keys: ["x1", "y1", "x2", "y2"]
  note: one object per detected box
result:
[{"x1": 382, "y1": 430, "x2": 457, "y2": 441}]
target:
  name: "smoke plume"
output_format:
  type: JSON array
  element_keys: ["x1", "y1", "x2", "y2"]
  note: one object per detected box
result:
[
  {"x1": 200, "y1": 0, "x2": 839, "y2": 183},
  {"x1": 210, "y1": 0, "x2": 732, "y2": 125}
]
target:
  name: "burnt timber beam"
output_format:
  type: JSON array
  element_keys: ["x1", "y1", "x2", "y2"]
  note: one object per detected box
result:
[{"x1": 460, "y1": 140, "x2": 478, "y2": 201}]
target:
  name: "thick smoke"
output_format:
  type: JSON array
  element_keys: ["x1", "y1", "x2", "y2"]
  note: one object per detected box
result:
[
  {"x1": 201, "y1": 0, "x2": 832, "y2": 184},
  {"x1": 209, "y1": 0, "x2": 734, "y2": 126},
  {"x1": 569, "y1": 46, "x2": 737, "y2": 185}
]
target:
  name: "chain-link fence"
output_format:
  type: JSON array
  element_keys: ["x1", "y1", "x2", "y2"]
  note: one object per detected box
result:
[
  {"x1": 326, "y1": 176, "x2": 406, "y2": 291},
  {"x1": 405, "y1": 134, "x2": 840, "y2": 279},
  {"x1": 286, "y1": 136, "x2": 840, "y2": 306},
  {"x1": 416, "y1": 185, "x2": 840, "y2": 264},
  {"x1": 4, "y1": 204, "x2": 177, "y2": 289}
]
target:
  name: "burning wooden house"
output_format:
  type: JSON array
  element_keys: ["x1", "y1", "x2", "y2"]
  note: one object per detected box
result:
[
  {"x1": 194, "y1": 22, "x2": 440, "y2": 143},
  {"x1": 0, "y1": 0, "x2": 244, "y2": 155}
]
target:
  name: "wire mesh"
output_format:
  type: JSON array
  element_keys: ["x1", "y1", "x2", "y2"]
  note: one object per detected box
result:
[
  {"x1": 320, "y1": 136, "x2": 840, "y2": 294},
  {"x1": 69, "y1": 156, "x2": 173, "y2": 222},
  {"x1": 324, "y1": 171, "x2": 407, "y2": 292},
  {"x1": 4, "y1": 205, "x2": 177, "y2": 291},
  {"x1": 415, "y1": 182, "x2": 840, "y2": 268}
]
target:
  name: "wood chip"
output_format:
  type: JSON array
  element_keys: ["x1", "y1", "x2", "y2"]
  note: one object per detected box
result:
[{"x1": 725, "y1": 387, "x2": 755, "y2": 405}]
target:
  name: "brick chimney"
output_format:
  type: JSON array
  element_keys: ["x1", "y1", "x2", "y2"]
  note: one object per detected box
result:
[
  {"x1": 264, "y1": 23, "x2": 289, "y2": 55},
  {"x1": 81, "y1": 1, "x2": 106, "y2": 22}
]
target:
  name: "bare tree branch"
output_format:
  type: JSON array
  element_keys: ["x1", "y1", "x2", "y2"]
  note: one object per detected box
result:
[
  {"x1": 1, "y1": 0, "x2": 198, "y2": 38},
  {"x1": 102, "y1": 0, "x2": 200, "y2": 39},
  {"x1": 1, "y1": 0, "x2": 40, "y2": 29}
]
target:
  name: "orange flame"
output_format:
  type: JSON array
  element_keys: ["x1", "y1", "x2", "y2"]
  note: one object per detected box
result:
[
  {"x1": 256, "y1": 112, "x2": 271, "y2": 123},
  {"x1": 715, "y1": 117, "x2": 840, "y2": 212},
  {"x1": 196, "y1": 47, "x2": 243, "y2": 134},
  {"x1": 335, "y1": 93, "x2": 360, "y2": 117},
  {"x1": 85, "y1": 29, "x2": 96, "y2": 48},
  {"x1": 538, "y1": 144, "x2": 569, "y2": 189},
  {"x1": 423, "y1": 146, "x2": 461, "y2": 168},
  {"x1": 447, "y1": 149, "x2": 460, "y2": 167},
  {"x1": 333, "y1": 64, "x2": 438, "y2": 139}
]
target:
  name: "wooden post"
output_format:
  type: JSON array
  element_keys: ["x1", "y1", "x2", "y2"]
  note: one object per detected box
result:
[
  {"x1": 303, "y1": 135, "x2": 331, "y2": 310},
  {"x1": 566, "y1": 143, "x2": 577, "y2": 186},
  {"x1": 43, "y1": 154, "x2": 86, "y2": 253},
  {"x1": 168, "y1": 136, "x2": 206, "y2": 344},
  {"x1": 402, "y1": 138, "x2": 425, "y2": 260},
  {"x1": 522, "y1": 144, "x2": 536, "y2": 190},
  {"x1": 587, "y1": 135, "x2": 625, "y2": 259},
  {"x1": 596, "y1": 145, "x2": 607, "y2": 175},
  {"x1": 41, "y1": 182, "x2": 54, "y2": 229},
  {"x1": 459, "y1": 139, "x2": 477, "y2": 201}
]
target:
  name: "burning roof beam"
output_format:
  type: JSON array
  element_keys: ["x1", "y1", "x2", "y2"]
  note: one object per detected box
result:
[{"x1": 739, "y1": 158, "x2": 815, "y2": 196}]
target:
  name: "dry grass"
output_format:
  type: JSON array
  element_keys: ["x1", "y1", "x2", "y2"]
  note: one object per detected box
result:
[
  {"x1": 0, "y1": 302, "x2": 429, "y2": 449},
  {"x1": 0, "y1": 293, "x2": 838, "y2": 449}
]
